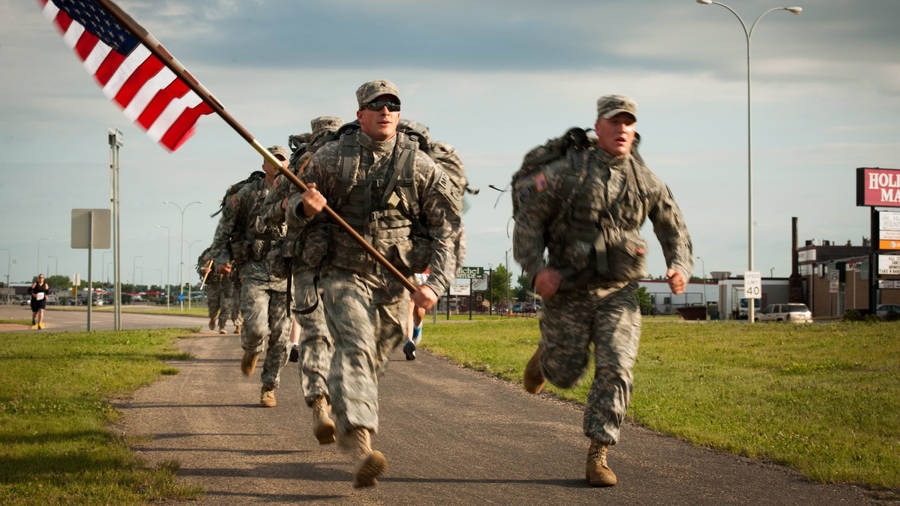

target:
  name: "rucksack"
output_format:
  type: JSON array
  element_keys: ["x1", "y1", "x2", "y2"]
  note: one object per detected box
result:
[
  {"x1": 510, "y1": 127, "x2": 644, "y2": 216},
  {"x1": 210, "y1": 170, "x2": 265, "y2": 218},
  {"x1": 288, "y1": 133, "x2": 312, "y2": 173}
]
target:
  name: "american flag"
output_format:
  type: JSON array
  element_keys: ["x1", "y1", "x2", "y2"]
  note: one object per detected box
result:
[{"x1": 39, "y1": 0, "x2": 214, "y2": 151}]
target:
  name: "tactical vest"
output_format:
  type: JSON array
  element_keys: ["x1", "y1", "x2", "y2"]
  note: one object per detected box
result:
[
  {"x1": 515, "y1": 128, "x2": 652, "y2": 285},
  {"x1": 234, "y1": 182, "x2": 284, "y2": 267},
  {"x1": 326, "y1": 131, "x2": 420, "y2": 275},
  {"x1": 547, "y1": 150, "x2": 652, "y2": 284}
]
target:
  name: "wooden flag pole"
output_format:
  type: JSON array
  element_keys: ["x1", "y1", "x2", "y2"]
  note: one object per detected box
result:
[
  {"x1": 199, "y1": 259, "x2": 214, "y2": 290},
  {"x1": 95, "y1": 0, "x2": 417, "y2": 293}
]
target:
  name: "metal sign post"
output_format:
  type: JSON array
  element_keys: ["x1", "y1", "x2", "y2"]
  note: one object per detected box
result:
[
  {"x1": 457, "y1": 266, "x2": 484, "y2": 320},
  {"x1": 743, "y1": 271, "x2": 762, "y2": 322},
  {"x1": 72, "y1": 209, "x2": 111, "y2": 331}
]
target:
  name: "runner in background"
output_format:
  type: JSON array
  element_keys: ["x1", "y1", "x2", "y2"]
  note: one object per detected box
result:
[
  {"x1": 403, "y1": 270, "x2": 430, "y2": 360},
  {"x1": 29, "y1": 274, "x2": 50, "y2": 330}
]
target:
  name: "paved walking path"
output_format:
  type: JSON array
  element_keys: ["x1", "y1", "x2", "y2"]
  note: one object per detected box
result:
[{"x1": 0, "y1": 305, "x2": 883, "y2": 504}]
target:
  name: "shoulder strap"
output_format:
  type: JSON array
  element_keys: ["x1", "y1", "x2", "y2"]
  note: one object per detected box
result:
[
  {"x1": 333, "y1": 132, "x2": 361, "y2": 210},
  {"x1": 558, "y1": 149, "x2": 591, "y2": 220},
  {"x1": 383, "y1": 134, "x2": 418, "y2": 214}
]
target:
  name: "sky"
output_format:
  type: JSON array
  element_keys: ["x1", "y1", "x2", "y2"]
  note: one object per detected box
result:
[{"x1": 1, "y1": 0, "x2": 899, "y2": 288}]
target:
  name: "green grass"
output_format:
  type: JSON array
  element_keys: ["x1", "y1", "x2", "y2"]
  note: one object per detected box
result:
[
  {"x1": 121, "y1": 307, "x2": 208, "y2": 317},
  {"x1": 423, "y1": 318, "x2": 900, "y2": 491},
  {"x1": 0, "y1": 328, "x2": 202, "y2": 504},
  {"x1": 50, "y1": 305, "x2": 208, "y2": 317},
  {"x1": 0, "y1": 319, "x2": 31, "y2": 325}
]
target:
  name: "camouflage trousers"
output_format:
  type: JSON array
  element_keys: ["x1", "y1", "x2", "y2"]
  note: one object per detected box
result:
[
  {"x1": 319, "y1": 268, "x2": 408, "y2": 435},
  {"x1": 240, "y1": 276, "x2": 291, "y2": 389},
  {"x1": 231, "y1": 277, "x2": 243, "y2": 326},
  {"x1": 538, "y1": 282, "x2": 641, "y2": 445},
  {"x1": 294, "y1": 295, "x2": 333, "y2": 406},
  {"x1": 208, "y1": 279, "x2": 240, "y2": 328},
  {"x1": 206, "y1": 281, "x2": 227, "y2": 328}
]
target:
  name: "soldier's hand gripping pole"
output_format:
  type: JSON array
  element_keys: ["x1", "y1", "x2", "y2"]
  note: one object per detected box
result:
[
  {"x1": 199, "y1": 259, "x2": 214, "y2": 290},
  {"x1": 95, "y1": 0, "x2": 417, "y2": 294}
]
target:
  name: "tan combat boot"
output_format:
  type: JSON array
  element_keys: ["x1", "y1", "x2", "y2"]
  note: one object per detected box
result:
[
  {"x1": 234, "y1": 323, "x2": 242, "y2": 335},
  {"x1": 340, "y1": 427, "x2": 387, "y2": 488},
  {"x1": 585, "y1": 438, "x2": 617, "y2": 487},
  {"x1": 260, "y1": 386, "x2": 277, "y2": 407},
  {"x1": 241, "y1": 350, "x2": 260, "y2": 376},
  {"x1": 312, "y1": 396, "x2": 336, "y2": 444},
  {"x1": 208, "y1": 317, "x2": 216, "y2": 331},
  {"x1": 523, "y1": 345, "x2": 546, "y2": 394}
]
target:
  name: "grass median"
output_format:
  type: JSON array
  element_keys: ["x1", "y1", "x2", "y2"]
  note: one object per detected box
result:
[
  {"x1": 0, "y1": 328, "x2": 202, "y2": 504},
  {"x1": 50, "y1": 305, "x2": 209, "y2": 317},
  {"x1": 423, "y1": 318, "x2": 899, "y2": 491}
]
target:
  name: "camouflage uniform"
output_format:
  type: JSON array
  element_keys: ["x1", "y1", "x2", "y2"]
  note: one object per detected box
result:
[
  {"x1": 263, "y1": 116, "x2": 343, "y2": 406},
  {"x1": 286, "y1": 113, "x2": 461, "y2": 435},
  {"x1": 513, "y1": 101, "x2": 692, "y2": 446},
  {"x1": 196, "y1": 248, "x2": 228, "y2": 330},
  {"x1": 210, "y1": 148, "x2": 292, "y2": 392},
  {"x1": 228, "y1": 270, "x2": 243, "y2": 329}
]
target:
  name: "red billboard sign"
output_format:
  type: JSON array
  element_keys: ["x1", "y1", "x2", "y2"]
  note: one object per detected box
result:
[{"x1": 857, "y1": 167, "x2": 900, "y2": 207}]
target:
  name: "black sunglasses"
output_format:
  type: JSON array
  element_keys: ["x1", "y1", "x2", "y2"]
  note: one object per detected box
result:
[{"x1": 364, "y1": 100, "x2": 400, "y2": 112}]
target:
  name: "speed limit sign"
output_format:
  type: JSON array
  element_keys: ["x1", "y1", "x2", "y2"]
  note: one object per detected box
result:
[{"x1": 744, "y1": 271, "x2": 762, "y2": 299}]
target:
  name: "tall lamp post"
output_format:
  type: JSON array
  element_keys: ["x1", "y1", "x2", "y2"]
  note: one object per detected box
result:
[
  {"x1": 131, "y1": 256, "x2": 142, "y2": 286},
  {"x1": 36, "y1": 237, "x2": 50, "y2": 275},
  {"x1": 0, "y1": 249, "x2": 10, "y2": 304},
  {"x1": 696, "y1": 255, "x2": 707, "y2": 305},
  {"x1": 163, "y1": 200, "x2": 202, "y2": 311},
  {"x1": 157, "y1": 225, "x2": 171, "y2": 311},
  {"x1": 695, "y1": 0, "x2": 802, "y2": 322},
  {"x1": 187, "y1": 239, "x2": 202, "y2": 311},
  {"x1": 505, "y1": 249, "x2": 511, "y2": 316},
  {"x1": 101, "y1": 251, "x2": 110, "y2": 286}
]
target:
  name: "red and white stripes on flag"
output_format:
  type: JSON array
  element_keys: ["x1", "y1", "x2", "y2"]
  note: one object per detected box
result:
[{"x1": 39, "y1": 0, "x2": 214, "y2": 151}]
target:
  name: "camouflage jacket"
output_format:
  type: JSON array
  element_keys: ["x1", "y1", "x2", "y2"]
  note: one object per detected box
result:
[
  {"x1": 513, "y1": 145, "x2": 692, "y2": 291},
  {"x1": 210, "y1": 176, "x2": 288, "y2": 283},
  {"x1": 285, "y1": 130, "x2": 462, "y2": 297}
]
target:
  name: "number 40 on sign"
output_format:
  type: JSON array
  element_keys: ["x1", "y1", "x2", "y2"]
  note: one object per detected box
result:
[{"x1": 744, "y1": 271, "x2": 762, "y2": 299}]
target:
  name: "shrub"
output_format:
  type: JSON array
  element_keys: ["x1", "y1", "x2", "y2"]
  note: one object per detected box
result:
[{"x1": 842, "y1": 309, "x2": 864, "y2": 322}]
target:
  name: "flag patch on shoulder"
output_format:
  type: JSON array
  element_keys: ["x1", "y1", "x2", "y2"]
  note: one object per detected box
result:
[{"x1": 535, "y1": 172, "x2": 548, "y2": 192}]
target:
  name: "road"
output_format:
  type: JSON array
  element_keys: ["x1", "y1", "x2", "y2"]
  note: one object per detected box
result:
[
  {"x1": 0, "y1": 305, "x2": 883, "y2": 504},
  {"x1": 0, "y1": 304, "x2": 204, "y2": 332}
]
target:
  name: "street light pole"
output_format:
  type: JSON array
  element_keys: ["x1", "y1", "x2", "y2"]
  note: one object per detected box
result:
[
  {"x1": 36, "y1": 237, "x2": 49, "y2": 275},
  {"x1": 164, "y1": 201, "x2": 202, "y2": 311},
  {"x1": 132, "y1": 256, "x2": 142, "y2": 286},
  {"x1": 505, "y1": 249, "x2": 511, "y2": 316},
  {"x1": 696, "y1": 255, "x2": 707, "y2": 305},
  {"x1": 157, "y1": 225, "x2": 171, "y2": 311},
  {"x1": 0, "y1": 249, "x2": 10, "y2": 304},
  {"x1": 695, "y1": 0, "x2": 802, "y2": 323},
  {"x1": 187, "y1": 239, "x2": 202, "y2": 311}
]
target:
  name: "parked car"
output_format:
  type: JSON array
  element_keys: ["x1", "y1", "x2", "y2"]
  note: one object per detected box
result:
[
  {"x1": 757, "y1": 303, "x2": 812, "y2": 323},
  {"x1": 523, "y1": 302, "x2": 541, "y2": 313},
  {"x1": 876, "y1": 304, "x2": 900, "y2": 321}
]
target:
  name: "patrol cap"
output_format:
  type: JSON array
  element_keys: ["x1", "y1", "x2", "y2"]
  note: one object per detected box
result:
[
  {"x1": 310, "y1": 116, "x2": 343, "y2": 138},
  {"x1": 596, "y1": 94, "x2": 637, "y2": 121},
  {"x1": 356, "y1": 79, "x2": 401, "y2": 107},
  {"x1": 267, "y1": 145, "x2": 290, "y2": 161}
]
